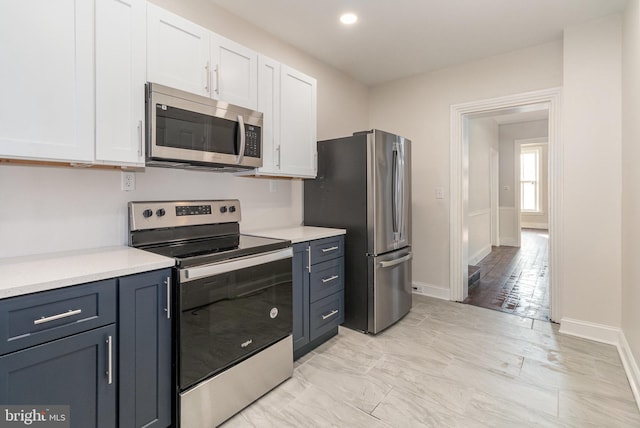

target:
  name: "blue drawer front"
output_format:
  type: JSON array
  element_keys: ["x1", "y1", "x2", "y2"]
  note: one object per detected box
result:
[
  {"x1": 309, "y1": 258, "x2": 344, "y2": 304},
  {"x1": 0, "y1": 279, "x2": 117, "y2": 355},
  {"x1": 310, "y1": 236, "x2": 344, "y2": 265},
  {"x1": 309, "y1": 292, "x2": 344, "y2": 342}
]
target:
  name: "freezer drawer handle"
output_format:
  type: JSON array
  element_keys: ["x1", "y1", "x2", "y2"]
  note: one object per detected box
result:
[
  {"x1": 321, "y1": 246, "x2": 339, "y2": 253},
  {"x1": 321, "y1": 275, "x2": 339, "y2": 284},
  {"x1": 34, "y1": 309, "x2": 82, "y2": 325},
  {"x1": 378, "y1": 253, "x2": 413, "y2": 268},
  {"x1": 321, "y1": 309, "x2": 339, "y2": 320}
]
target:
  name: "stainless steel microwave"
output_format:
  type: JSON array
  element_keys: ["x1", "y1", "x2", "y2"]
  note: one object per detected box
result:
[{"x1": 145, "y1": 83, "x2": 263, "y2": 171}]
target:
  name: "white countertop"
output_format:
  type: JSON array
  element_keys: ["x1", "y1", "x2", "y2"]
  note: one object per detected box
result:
[
  {"x1": 248, "y1": 226, "x2": 346, "y2": 244},
  {"x1": 0, "y1": 246, "x2": 175, "y2": 299}
]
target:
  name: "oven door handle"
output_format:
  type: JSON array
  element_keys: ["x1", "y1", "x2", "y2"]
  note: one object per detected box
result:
[{"x1": 181, "y1": 247, "x2": 293, "y2": 282}]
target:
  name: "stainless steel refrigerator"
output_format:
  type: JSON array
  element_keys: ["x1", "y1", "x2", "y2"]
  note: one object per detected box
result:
[{"x1": 304, "y1": 129, "x2": 412, "y2": 334}]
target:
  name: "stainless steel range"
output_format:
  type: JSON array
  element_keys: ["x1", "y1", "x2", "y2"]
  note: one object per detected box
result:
[{"x1": 128, "y1": 200, "x2": 293, "y2": 428}]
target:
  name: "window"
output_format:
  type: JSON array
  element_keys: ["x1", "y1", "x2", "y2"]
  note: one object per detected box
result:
[{"x1": 520, "y1": 147, "x2": 541, "y2": 213}]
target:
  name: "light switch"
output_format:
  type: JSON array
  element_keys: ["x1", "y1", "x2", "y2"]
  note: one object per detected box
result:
[{"x1": 435, "y1": 187, "x2": 444, "y2": 199}]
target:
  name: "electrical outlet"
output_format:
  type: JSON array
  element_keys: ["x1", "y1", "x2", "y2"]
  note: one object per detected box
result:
[
  {"x1": 121, "y1": 171, "x2": 135, "y2": 191},
  {"x1": 435, "y1": 187, "x2": 444, "y2": 199}
]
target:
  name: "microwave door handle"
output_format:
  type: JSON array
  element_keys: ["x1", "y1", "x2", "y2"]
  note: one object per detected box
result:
[{"x1": 236, "y1": 114, "x2": 245, "y2": 164}]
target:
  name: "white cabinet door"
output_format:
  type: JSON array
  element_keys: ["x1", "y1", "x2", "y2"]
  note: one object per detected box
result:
[
  {"x1": 256, "y1": 55, "x2": 281, "y2": 175},
  {"x1": 147, "y1": 3, "x2": 210, "y2": 97},
  {"x1": 0, "y1": 0, "x2": 94, "y2": 162},
  {"x1": 95, "y1": 0, "x2": 146, "y2": 166},
  {"x1": 280, "y1": 65, "x2": 317, "y2": 178},
  {"x1": 211, "y1": 34, "x2": 258, "y2": 110}
]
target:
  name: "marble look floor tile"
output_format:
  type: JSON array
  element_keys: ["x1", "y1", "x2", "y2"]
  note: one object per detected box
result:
[
  {"x1": 279, "y1": 384, "x2": 393, "y2": 428},
  {"x1": 442, "y1": 358, "x2": 559, "y2": 416},
  {"x1": 294, "y1": 353, "x2": 393, "y2": 413},
  {"x1": 225, "y1": 295, "x2": 639, "y2": 427},
  {"x1": 520, "y1": 356, "x2": 636, "y2": 402},
  {"x1": 371, "y1": 387, "x2": 479, "y2": 428},
  {"x1": 558, "y1": 390, "x2": 640, "y2": 427}
]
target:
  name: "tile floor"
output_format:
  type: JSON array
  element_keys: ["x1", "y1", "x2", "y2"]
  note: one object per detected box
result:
[
  {"x1": 222, "y1": 295, "x2": 640, "y2": 427},
  {"x1": 465, "y1": 229, "x2": 550, "y2": 321}
]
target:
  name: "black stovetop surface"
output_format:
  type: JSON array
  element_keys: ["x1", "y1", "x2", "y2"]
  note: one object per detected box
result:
[{"x1": 140, "y1": 234, "x2": 290, "y2": 268}]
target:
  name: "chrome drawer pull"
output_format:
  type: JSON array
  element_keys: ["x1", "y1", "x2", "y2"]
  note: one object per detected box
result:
[
  {"x1": 321, "y1": 246, "x2": 339, "y2": 253},
  {"x1": 321, "y1": 309, "x2": 339, "y2": 320},
  {"x1": 165, "y1": 276, "x2": 171, "y2": 319},
  {"x1": 321, "y1": 275, "x2": 339, "y2": 284},
  {"x1": 107, "y1": 335, "x2": 113, "y2": 385},
  {"x1": 34, "y1": 309, "x2": 82, "y2": 325}
]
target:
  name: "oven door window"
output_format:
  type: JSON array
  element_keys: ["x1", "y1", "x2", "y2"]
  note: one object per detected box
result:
[
  {"x1": 155, "y1": 104, "x2": 239, "y2": 155},
  {"x1": 179, "y1": 258, "x2": 292, "y2": 391}
]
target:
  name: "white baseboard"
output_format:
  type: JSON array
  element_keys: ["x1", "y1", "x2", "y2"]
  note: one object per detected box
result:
[
  {"x1": 521, "y1": 222, "x2": 549, "y2": 229},
  {"x1": 560, "y1": 318, "x2": 640, "y2": 412},
  {"x1": 618, "y1": 333, "x2": 640, "y2": 412},
  {"x1": 412, "y1": 281, "x2": 450, "y2": 300},
  {"x1": 559, "y1": 317, "x2": 621, "y2": 345},
  {"x1": 499, "y1": 237, "x2": 517, "y2": 246},
  {"x1": 469, "y1": 244, "x2": 491, "y2": 265}
]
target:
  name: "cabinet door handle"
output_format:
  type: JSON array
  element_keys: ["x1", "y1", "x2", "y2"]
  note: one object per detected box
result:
[
  {"x1": 276, "y1": 145, "x2": 281, "y2": 168},
  {"x1": 307, "y1": 246, "x2": 311, "y2": 273},
  {"x1": 137, "y1": 120, "x2": 143, "y2": 158},
  {"x1": 214, "y1": 64, "x2": 220, "y2": 95},
  {"x1": 106, "y1": 335, "x2": 113, "y2": 385},
  {"x1": 165, "y1": 276, "x2": 171, "y2": 319},
  {"x1": 205, "y1": 62, "x2": 211, "y2": 93},
  {"x1": 321, "y1": 275, "x2": 339, "y2": 284},
  {"x1": 33, "y1": 309, "x2": 82, "y2": 325},
  {"x1": 321, "y1": 309, "x2": 339, "y2": 320},
  {"x1": 321, "y1": 246, "x2": 339, "y2": 253}
]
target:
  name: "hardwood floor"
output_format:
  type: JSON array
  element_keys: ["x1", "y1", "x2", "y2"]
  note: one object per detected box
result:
[
  {"x1": 465, "y1": 229, "x2": 549, "y2": 321},
  {"x1": 222, "y1": 295, "x2": 640, "y2": 427}
]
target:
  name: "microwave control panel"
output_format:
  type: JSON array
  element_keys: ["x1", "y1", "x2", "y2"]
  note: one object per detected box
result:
[{"x1": 244, "y1": 125, "x2": 261, "y2": 158}]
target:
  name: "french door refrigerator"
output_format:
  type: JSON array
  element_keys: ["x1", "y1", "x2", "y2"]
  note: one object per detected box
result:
[{"x1": 304, "y1": 129, "x2": 412, "y2": 334}]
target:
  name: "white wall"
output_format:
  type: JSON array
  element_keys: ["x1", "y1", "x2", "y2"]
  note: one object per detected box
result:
[
  {"x1": 368, "y1": 40, "x2": 563, "y2": 292},
  {"x1": 468, "y1": 117, "x2": 498, "y2": 264},
  {"x1": 561, "y1": 15, "x2": 622, "y2": 327},
  {"x1": 0, "y1": 0, "x2": 369, "y2": 259},
  {"x1": 622, "y1": 0, "x2": 640, "y2": 377},
  {"x1": 497, "y1": 119, "x2": 549, "y2": 240}
]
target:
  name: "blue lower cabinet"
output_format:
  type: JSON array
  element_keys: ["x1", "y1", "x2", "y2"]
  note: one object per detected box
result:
[
  {"x1": 0, "y1": 324, "x2": 117, "y2": 428},
  {"x1": 293, "y1": 236, "x2": 345, "y2": 359},
  {"x1": 119, "y1": 269, "x2": 172, "y2": 428},
  {"x1": 0, "y1": 268, "x2": 173, "y2": 428}
]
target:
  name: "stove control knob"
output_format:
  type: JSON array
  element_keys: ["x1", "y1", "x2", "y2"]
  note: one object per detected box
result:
[
  {"x1": 156, "y1": 208, "x2": 166, "y2": 217},
  {"x1": 142, "y1": 209, "x2": 153, "y2": 218},
  {"x1": 219, "y1": 206, "x2": 228, "y2": 213},
  {"x1": 229, "y1": 206, "x2": 236, "y2": 213}
]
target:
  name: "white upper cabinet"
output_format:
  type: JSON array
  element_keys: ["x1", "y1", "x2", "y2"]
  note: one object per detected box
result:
[
  {"x1": 95, "y1": 0, "x2": 146, "y2": 166},
  {"x1": 211, "y1": 34, "x2": 258, "y2": 110},
  {"x1": 147, "y1": 3, "x2": 210, "y2": 97},
  {"x1": 279, "y1": 65, "x2": 317, "y2": 178},
  {"x1": 254, "y1": 57, "x2": 317, "y2": 178},
  {"x1": 0, "y1": 0, "x2": 94, "y2": 162},
  {"x1": 147, "y1": 4, "x2": 258, "y2": 110},
  {"x1": 256, "y1": 56, "x2": 281, "y2": 175}
]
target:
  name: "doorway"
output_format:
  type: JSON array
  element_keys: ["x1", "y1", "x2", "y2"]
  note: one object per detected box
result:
[{"x1": 449, "y1": 88, "x2": 562, "y2": 322}]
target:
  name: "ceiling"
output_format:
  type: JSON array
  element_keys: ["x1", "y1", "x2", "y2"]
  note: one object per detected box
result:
[{"x1": 208, "y1": 0, "x2": 627, "y2": 86}]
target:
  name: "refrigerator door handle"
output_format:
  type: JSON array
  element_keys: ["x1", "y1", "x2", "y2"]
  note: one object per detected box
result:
[
  {"x1": 378, "y1": 253, "x2": 412, "y2": 268},
  {"x1": 392, "y1": 147, "x2": 399, "y2": 240}
]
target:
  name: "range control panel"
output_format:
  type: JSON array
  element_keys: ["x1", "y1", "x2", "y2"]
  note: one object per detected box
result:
[{"x1": 129, "y1": 200, "x2": 241, "y2": 231}]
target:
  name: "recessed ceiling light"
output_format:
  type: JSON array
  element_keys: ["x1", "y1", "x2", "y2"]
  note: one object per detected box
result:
[{"x1": 340, "y1": 13, "x2": 358, "y2": 25}]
